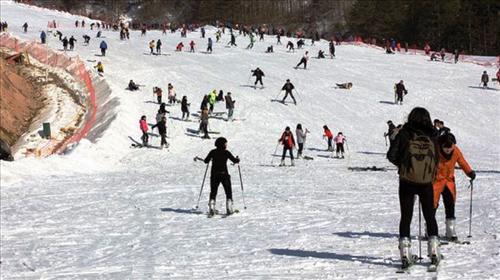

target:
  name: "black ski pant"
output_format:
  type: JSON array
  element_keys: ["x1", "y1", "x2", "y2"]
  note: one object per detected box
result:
[
  {"x1": 182, "y1": 110, "x2": 189, "y2": 119},
  {"x1": 209, "y1": 173, "x2": 232, "y2": 201},
  {"x1": 101, "y1": 48, "x2": 106, "y2": 56},
  {"x1": 160, "y1": 132, "x2": 167, "y2": 147},
  {"x1": 297, "y1": 143, "x2": 304, "y2": 156},
  {"x1": 399, "y1": 181, "x2": 438, "y2": 238},
  {"x1": 336, "y1": 143, "x2": 344, "y2": 153},
  {"x1": 282, "y1": 91, "x2": 296, "y2": 103},
  {"x1": 296, "y1": 58, "x2": 307, "y2": 69},
  {"x1": 141, "y1": 131, "x2": 149, "y2": 145},
  {"x1": 281, "y1": 146, "x2": 294, "y2": 160},
  {"x1": 207, "y1": 46, "x2": 212, "y2": 52},
  {"x1": 327, "y1": 138, "x2": 333, "y2": 150},
  {"x1": 396, "y1": 92, "x2": 404, "y2": 103},
  {"x1": 157, "y1": 95, "x2": 162, "y2": 104},
  {"x1": 435, "y1": 186, "x2": 455, "y2": 219},
  {"x1": 255, "y1": 77, "x2": 263, "y2": 86}
]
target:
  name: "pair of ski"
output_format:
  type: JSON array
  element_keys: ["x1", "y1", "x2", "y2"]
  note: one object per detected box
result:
[
  {"x1": 207, "y1": 209, "x2": 240, "y2": 218},
  {"x1": 396, "y1": 255, "x2": 441, "y2": 273}
]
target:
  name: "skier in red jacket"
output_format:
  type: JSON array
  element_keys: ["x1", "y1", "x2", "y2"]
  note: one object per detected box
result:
[{"x1": 278, "y1": 127, "x2": 295, "y2": 166}]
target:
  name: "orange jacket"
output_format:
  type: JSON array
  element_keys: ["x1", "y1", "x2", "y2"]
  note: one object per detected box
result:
[{"x1": 433, "y1": 145, "x2": 472, "y2": 208}]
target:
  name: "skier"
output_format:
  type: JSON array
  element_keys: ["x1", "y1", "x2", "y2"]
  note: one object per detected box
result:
[
  {"x1": 394, "y1": 80, "x2": 408, "y2": 105},
  {"x1": 296, "y1": 39, "x2": 305, "y2": 49},
  {"x1": 139, "y1": 115, "x2": 149, "y2": 146},
  {"x1": 276, "y1": 33, "x2": 281, "y2": 44},
  {"x1": 217, "y1": 90, "x2": 224, "y2": 102},
  {"x1": 153, "y1": 87, "x2": 163, "y2": 104},
  {"x1": 208, "y1": 90, "x2": 217, "y2": 114},
  {"x1": 252, "y1": 67, "x2": 265, "y2": 87},
  {"x1": 152, "y1": 116, "x2": 168, "y2": 149},
  {"x1": 204, "y1": 137, "x2": 240, "y2": 216},
  {"x1": 168, "y1": 83, "x2": 176, "y2": 104},
  {"x1": 481, "y1": 71, "x2": 489, "y2": 88},
  {"x1": 181, "y1": 96, "x2": 190, "y2": 120},
  {"x1": 295, "y1": 51, "x2": 309, "y2": 69},
  {"x1": 228, "y1": 33, "x2": 237, "y2": 46},
  {"x1": 62, "y1": 36, "x2": 68, "y2": 51},
  {"x1": 149, "y1": 40, "x2": 156, "y2": 54},
  {"x1": 280, "y1": 79, "x2": 296, "y2": 105},
  {"x1": 176, "y1": 42, "x2": 184, "y2": 51},
  {"x1": 387, "y1": 107, "x2": 440, "y2": 270},
  {"x1": 329, "y1": 40, "x2": 336, "y2": 58},
  {"x1": 246, "y1": 33, "x2": 255, "y2": 49},
  {"x1": 200, "y1": 95, "x2": 209, "y2": 111},
  {"x1": 40, "y1": 31, "x2": 46, "y2": 44},
  {"x1": 156, "y1": 39, "x2": 162, "y2": 54},
  {"x1": 295, "y1": 124, "x2": 309, "y2": 158},
  {"x1": 335, "y1": 82, "x2": 353, "y2": 89},
  {"x1": 424, "y1": 43, "x2": 431, "y2": 55},
  {"x1": 199, "y1": 107, "x2": 210, "y2": 139},
  {"x1": 22, "y1": 22, "x2": 28, "y2": 33},
  {"x1": 384, "y1": 120, "x2": 396, "y2": 145},
  {"x1": 286, "y1": 41, "x2": 294, "y2": 52},
  {"x1": 453, "y1": 49, "x2": 459, "y2": 63},
  {"x1": 99, "y1": 40, "x2": 107, "y2": 56},
  {"x1": 83, "y1": 35, "x2": 90, "y2": 45},
  {"x1": 323, "y1": 125, "x2": 334, "y2": 151},
  {"x1": 201, "y1": 27, "x2": 205, "y2": 38},
  {"x1": 94, "y1": 61, "x2": 104, "y2": 74},
  {"x1": 266, "y1": 45, "x2": 274, "y2": 53},
  {"x1": 69, "y1": 36, "x2": 77, "y2": 51},
  {"x1": 334, "y1": 132, "x2": 346, "y2": 158},
  {"x1": 225, "y1": 92, "x2": 235, "y2": 121},
  {"x1": 440, "y1": 48, "x2": 446, "y2": 61},
  {"x1": 128, "y1": 80, "x2": 139, "y2": 91},
  {"x1": 207, "y1": 37, "x2": 213, "y2": 53},
  {"x1": 433, "y1": 133, "x2": 476, "y2": 241},
  {"x1": 189, "y1": 40, "x2": 195, "y2": 52},
  {"x1": 278, "y1": 127, "x2": 296, "y2": 166}
]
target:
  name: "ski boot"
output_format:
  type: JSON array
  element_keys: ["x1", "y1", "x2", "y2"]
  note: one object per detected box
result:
[
  {"x1": 279, "y1": 160, "x2": 285, "y2": 167},
  {"x1": 428, "y1": 235, "x2": 442, "y2": 266},
  {"x1": 445, "y1": 218, "x2": 458, "y2": 241},
  {"x1": 208, "y1": 199, "x2": 216, "y2": 217},
  {"x1": 399, "y1": 237, "x2": 415, "y2": 269},
  {"x1": 291, "y1": 159, "x2": 295, "y2": 166},
  {"x1": 226, "y1": 199, "x2": 234, "y2": 215}
]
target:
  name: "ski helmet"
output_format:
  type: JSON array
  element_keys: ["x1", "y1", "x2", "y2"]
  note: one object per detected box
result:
[{"x1": 215, "y1": 137, "x2": 227, "y2": 149}]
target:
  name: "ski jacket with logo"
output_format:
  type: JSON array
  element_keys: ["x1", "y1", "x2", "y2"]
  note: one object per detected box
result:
[{"x1": 279, "y1": 131, "x2": 295, "y2": 148}]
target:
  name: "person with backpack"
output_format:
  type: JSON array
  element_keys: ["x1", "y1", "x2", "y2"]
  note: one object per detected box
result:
[
  {"x1": 139, "y1": 115, "x2": 149, "y2": 146},
  {"x1": 394, "y1": 80, "x2": 408, "y2": 105},
  {"x1": 99, "y1": 40, "x2": 107, "y2": 56},
  {"x1": 433, "y1": 133, "x2": 476, "y2": 241},
  {"x1": 387, "y1": 107, "x2": 440, "y2": 270},
  {"x1": 334, "y1": 132, "x2": 346, "y2": 158},
  {"x1": 295, "y1": 124, "x2": 309, "y2": 158},
  {"x1": 295, "y1": 51, "x2": 309, "y2": 69},
  {"x1": 252, "y1": 67, "x2": 265, "y2": 87},
  {"x1": 323, "y1": 125, "x2": 334, "y2": 151},
  {"x1": 280, "y1": 79, "x2": 296, "y2": 105},
  {"x1": 152, "y1": 116, "x2": 168, "y2": 149},
  {"x1": 204, "y1": 137, "x2": 240, "y2": 216},
  {"x1": 225, "y1": 92, "x2": 235, "y2": 121},
  {"x1": 481, "y1": 71, "x2": 489, "y2": 88},
  {"x1": 278, "y1": 126, "x2": 296, "y2": 166},
  {"x1": 181, "y1": 96, "x2": 190, "y2": 120}
]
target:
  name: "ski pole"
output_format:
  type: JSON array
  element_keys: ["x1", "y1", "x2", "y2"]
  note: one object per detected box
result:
[
  {"x1": 274, "y1": 90, "x2": 282, "y2": 100},
  {"x1": 294, "y1": 89, "x2": 303, "y2": 102},
  {"x1": 246, "y1": 73, "x2": 252, "y2": 86},
  {"x1": 468, "y1": 180, "x2": 474, "y2": 238},
  {"x1": 418, "y1": 196, "x2": 423, "y2": 261},
  {"x1": 195, "y1": 163, "x2": 210, "y2": 209},
  {"x1": 270, "y1": 142, "x2": 279, "y2": 165},
  {"x1": 384, "y1": 135, "x2": 388, "y2": 146},
  {"x1": 237, "y1": 164, "x2": 247, "y2": 209}
]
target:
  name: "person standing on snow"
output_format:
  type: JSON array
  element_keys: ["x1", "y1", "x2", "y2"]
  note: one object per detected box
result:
[
  {"x1": 280, "y1": 79, "x2": 296, "y2": 105},
  {"x1": 189, "y1": 40, "x2": 195, "y2": 52},
  {"x1": 394, "y1": 80, "x2": 408, "y2": 105},
  {"x1": 40, "y1": 31, "x2": 46, "y2": 44},
  {"x1": 295, "y1": 51, "x2": 309, "y2": 69},
  {"x1": 295, "y1": 124, "x2": 309, "y2": 158},
  {"x1": 207, "y1": 37, "x2": 213, "y2": 53},
  {"x1": 286, "y1": 41, "x2": 294, "y2": 52},
  {"x1": 323, "y1": 125, "x2": 334, "y2": 151},
  {"x1": 181, "y1": 96, "x2": 190, "y2": 120},
  {"x1": 153, "y1": 87, "x2": 163, "y2": 104},
  {"x1": 149, "y1": 40, "x2": 156, "y2": 54},
  {"x1": 62, "y1": 36, "x2": 69, "y2": 51},
  {"x1": 152, "y1": 116, "x2": 168, "y2": 149},
  {"x1": 433, "y1": 133, "x2": 475, "y2": 242},
  {"x1": 334, "y1": 132, "x2": 346, "y2": 158},
  {"x1": 22, "y1": 22, "x2": 28, "y2": 33},
  {"x1": 225, "y1": 92, "x2": 235, "y2": 121},
  {"x1": 481, "y1": 71, "x2": 489, "y2": 88},
  {"x1": 99, "y1": 40, "x2": 108, "y2": 56},
  {"x1": 156, "y1": 39, "x2": 162, "y2": 54},
  {"x1": 278, "y1": 126, "x2": 296, "y2": 166},
  {"x1": 228, "y1": 33, "x2": 237, "y2": 46},
  {"x1": 252, "y1": 67, "x2": 265, "y2": 87},
  {"x1": 208, "y1": 90, "x2": 217, "y2": 114},
  {"x1": 69, "y1": 36, "x2": 77, "y2": 51},
  {"x1": 168, "y1": 83, "x2": 176, "y2": 104},
  {"x1": 204, "y1": 137, "x2": 240, "y2": 216},
  {"x1": 387, "y1": 107, "x2": 440, "y2": 270},
  {"x1": 139, "y1": 115, "x2": 149, "y2": 146},
  {"x1": 199, "y1": 107, "x2": 210, "y2": 139}
]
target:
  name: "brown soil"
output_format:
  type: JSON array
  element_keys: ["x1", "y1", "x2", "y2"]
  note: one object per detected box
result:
[{"x1": 0, "y1": 55, "x2": 47, "y2": 148}]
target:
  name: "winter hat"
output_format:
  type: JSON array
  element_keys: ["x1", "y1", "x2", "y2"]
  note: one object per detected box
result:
[
  {"x1": 215, "y1": 137, "x2": 227, "y2": 149},
  {"x1": 285, "y1": 126, "x2": 290, "y2": 131}
]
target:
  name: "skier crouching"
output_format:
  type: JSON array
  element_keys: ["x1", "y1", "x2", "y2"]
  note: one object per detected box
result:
[{"x1": 204, "y1": 137, "x2": 240, "y2": 216}]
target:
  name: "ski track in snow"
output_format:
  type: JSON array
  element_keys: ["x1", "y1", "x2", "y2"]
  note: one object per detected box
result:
[{"x1": 1, "y1": 1, "x2": 499, "y2": 279}]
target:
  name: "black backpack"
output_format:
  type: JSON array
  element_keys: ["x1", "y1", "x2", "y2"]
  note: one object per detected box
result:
[{"x1": 399, "y1": 132, "x2": 437, "y2": 184}]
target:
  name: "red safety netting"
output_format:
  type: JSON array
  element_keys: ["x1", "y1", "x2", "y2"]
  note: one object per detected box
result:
[{"x1": 0, "y1": 33, "x2": 97, "y2": 157}]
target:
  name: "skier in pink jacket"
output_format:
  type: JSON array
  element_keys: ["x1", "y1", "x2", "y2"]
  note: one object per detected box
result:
[
  {"x1": 333, "y1": 132, "x2": 346, "y2": 158},
  {"x1": 140, "y1": 115, "x2": 149, "y2": 146}
]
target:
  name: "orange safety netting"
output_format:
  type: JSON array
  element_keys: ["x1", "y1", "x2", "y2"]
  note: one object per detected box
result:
[{"x1": 0, "y1": 33, "x2": 97, "y2": 157}]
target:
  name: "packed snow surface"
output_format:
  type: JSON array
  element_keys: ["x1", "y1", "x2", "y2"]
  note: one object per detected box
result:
[{"x1": 1, "y1": 1, "x2": 499, "y2": 279}]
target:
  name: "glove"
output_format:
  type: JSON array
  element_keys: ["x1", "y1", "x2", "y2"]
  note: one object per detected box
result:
[{"x1": 467, "y1": 170, "x2": 476, "y2": 181}]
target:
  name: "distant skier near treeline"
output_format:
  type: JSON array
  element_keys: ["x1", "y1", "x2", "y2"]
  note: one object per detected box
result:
[{"x1": 204, "y1": 137, "x2": 240, "y2": 216}]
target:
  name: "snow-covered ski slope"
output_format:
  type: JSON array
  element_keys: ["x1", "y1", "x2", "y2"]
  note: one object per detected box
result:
[{"x1": 1, "y1": 1, "x2": 499, "y2": 279}]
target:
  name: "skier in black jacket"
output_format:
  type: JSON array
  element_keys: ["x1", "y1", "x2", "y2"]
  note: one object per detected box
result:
[
  {"x1": 252, "y1": 67, "x2": 265, "y2": 87},
  {"x1": 395, "y1": 80, "x2": 408, "y2": 105},
  {"x1": 204, "y1": 137, "x2": 240, "y2": 216},
  {"x1": 281, "y1": 79, "x2": 296, "y2": 105},
  {"x1": 387, "y1": 107, "x2": 441, "y2": 270},
  {"x1": 152, "y1": 116, "x2": 168, "y2": 149}
]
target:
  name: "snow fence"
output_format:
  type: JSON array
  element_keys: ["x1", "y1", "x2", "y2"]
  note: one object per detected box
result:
[{"x1": 0, "y1": 33, "x2": 117, "y2": 157}]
